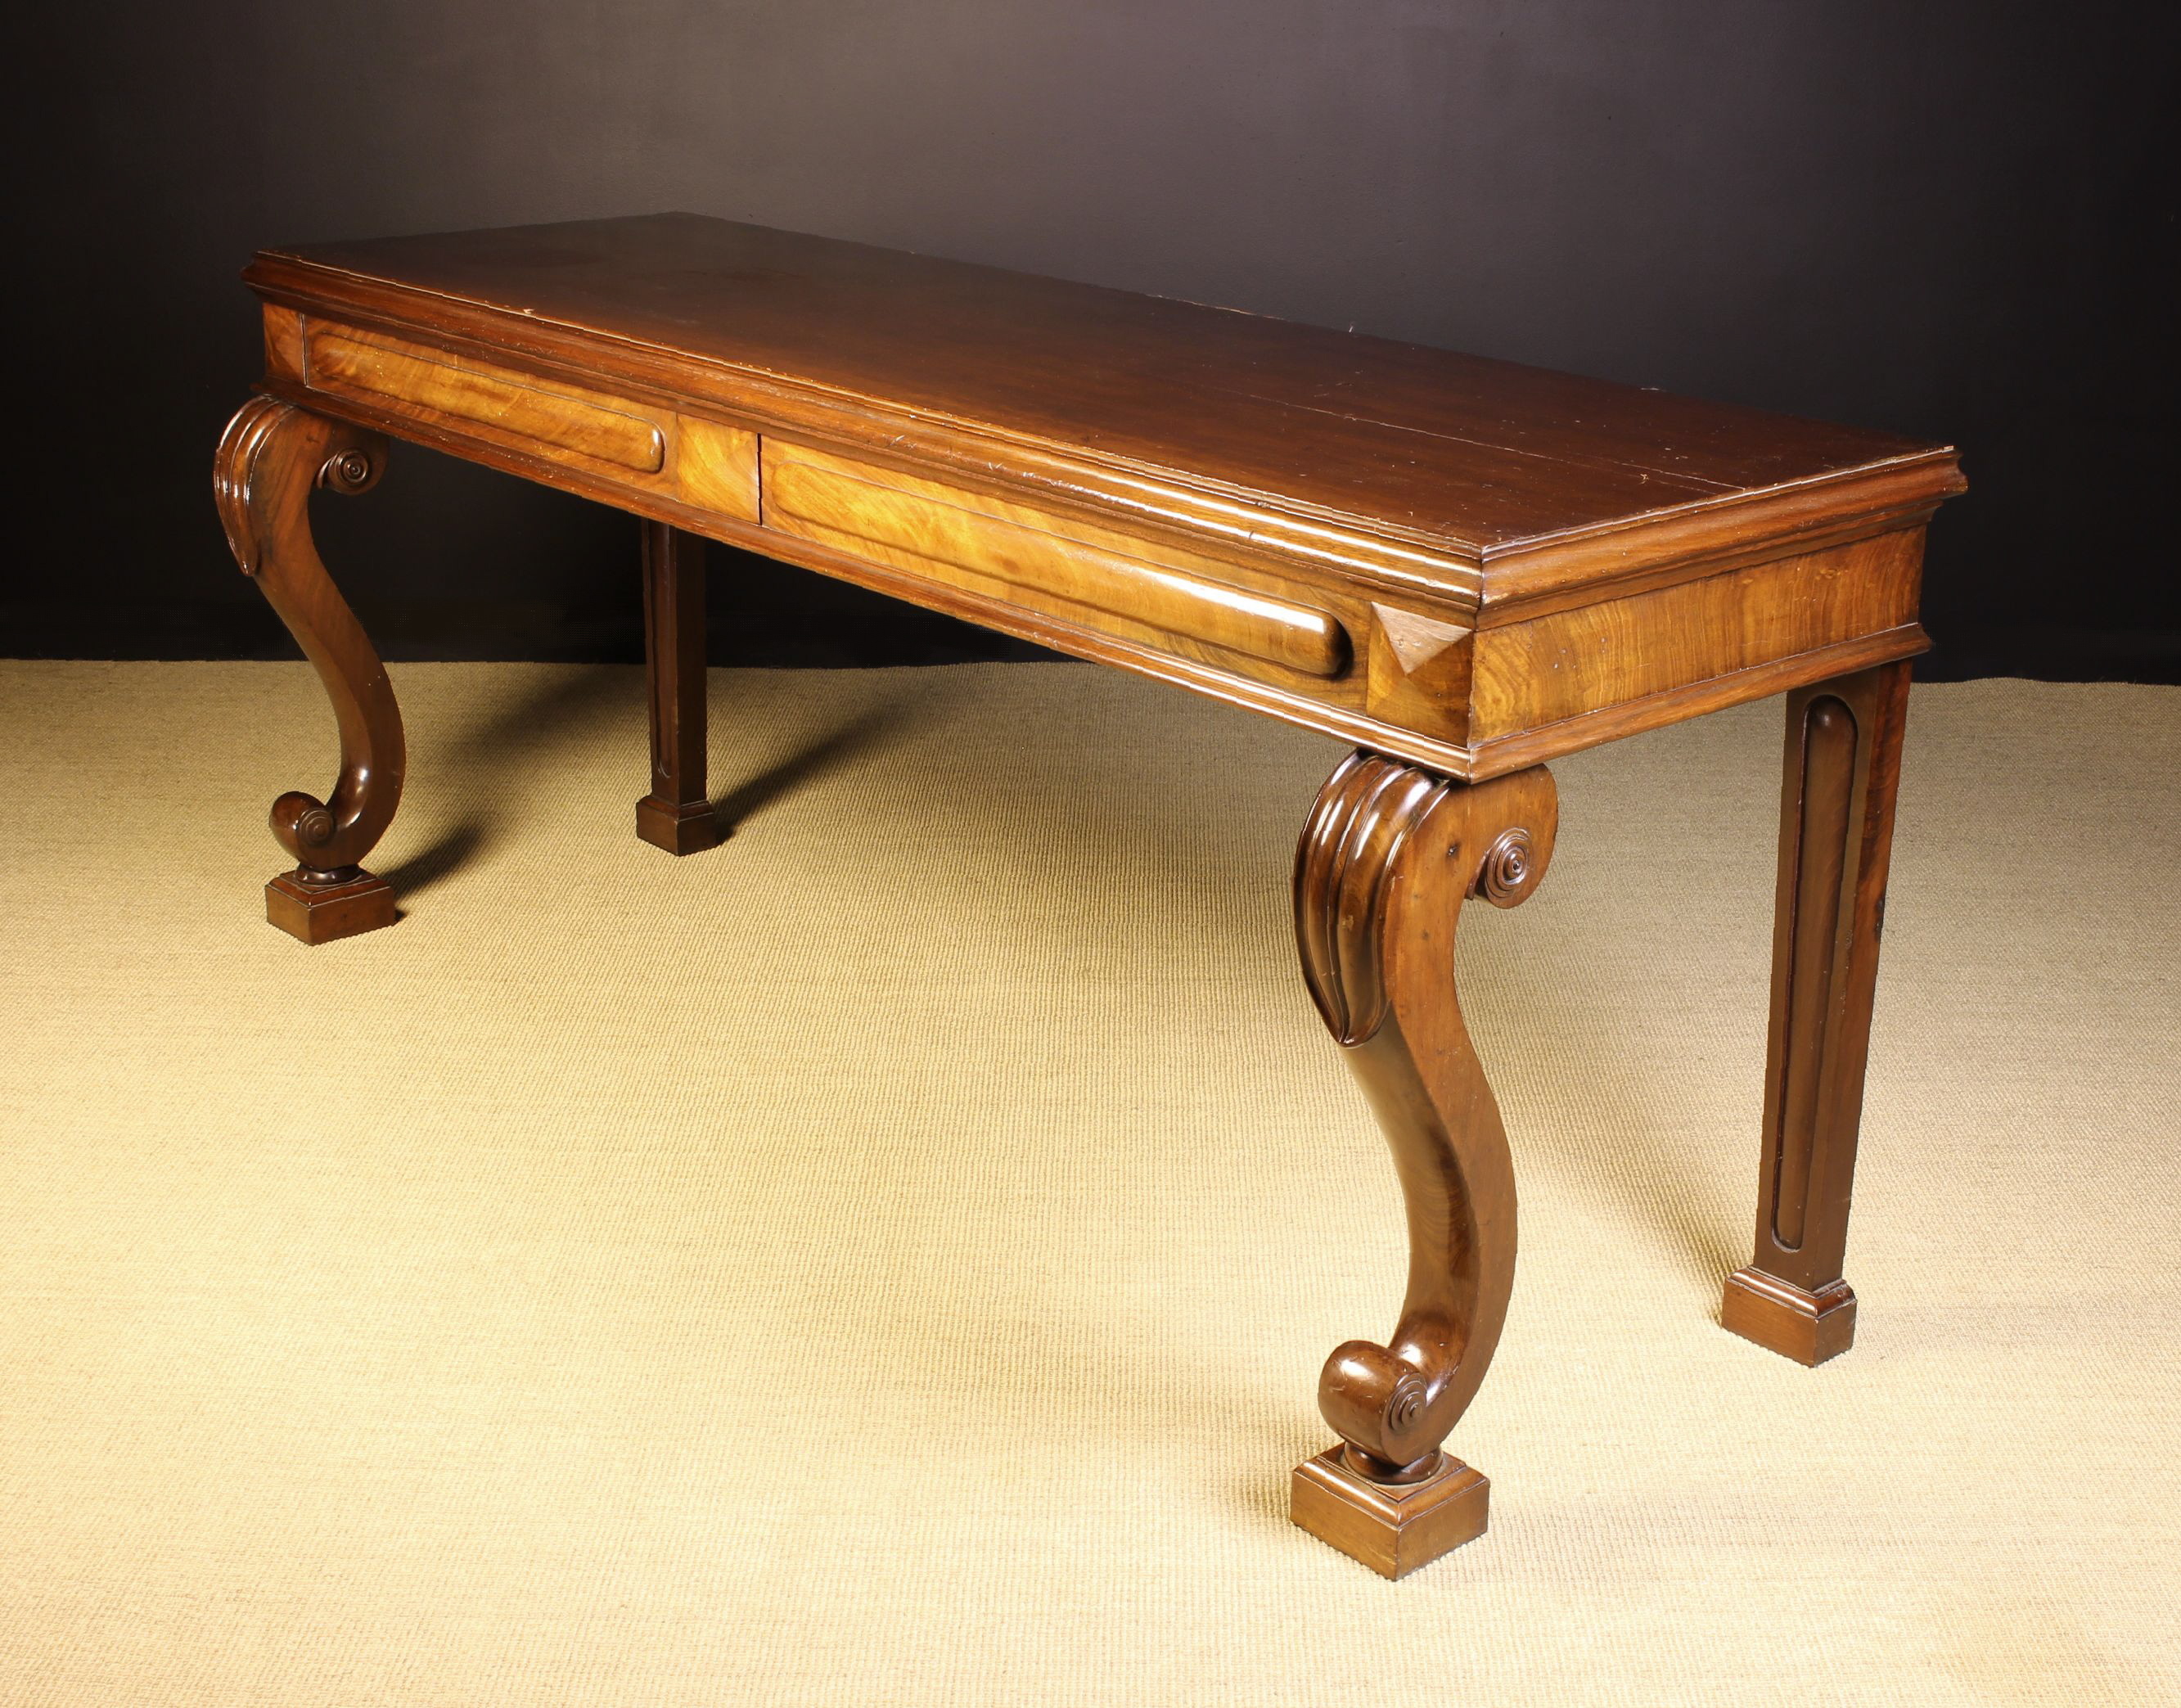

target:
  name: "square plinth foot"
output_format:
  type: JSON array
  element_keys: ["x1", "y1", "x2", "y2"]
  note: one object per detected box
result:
[
  {"x1": 1291, "y1": 1446, "x2": 1489, "y2": 1579},
  {"x1": 635, "y1": 795, "x2": 723, "y2": 855},
  {"x1": 1722, "y1": 1268, "x2": 1857, "y2": 1366},
  {"x1": 264, "y1": 869, "x2": 396, "y2": 944}
]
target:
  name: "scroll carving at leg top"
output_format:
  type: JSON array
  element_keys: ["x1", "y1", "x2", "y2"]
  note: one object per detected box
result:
[
  {"x1": 214, "y1": 395, "x2": 404, "y2": 943},
  {"x1": 1290, "y1": 750, "x2": 1557, "y2": 1577}
]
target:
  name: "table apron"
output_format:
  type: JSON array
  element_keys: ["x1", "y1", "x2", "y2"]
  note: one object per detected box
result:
[{"x1": 260, "y1": 313, "x2": 1933, "y2": 779}]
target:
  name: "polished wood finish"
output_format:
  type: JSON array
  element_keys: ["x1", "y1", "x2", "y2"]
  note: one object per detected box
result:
[
  {"x1": 1468, "y1": 530, "x2": 1922, "y2": 741},
  {"x1": 250, "y1": 217, "x2": 1950, "y2": 556},
  {"x1": 240, "y1": 214, "x2": 1962, "y2": 782},
  {"x1": 1724, "y1": 660, "x2": 1913, "y2": 1363},
  {"x1": 1291, "y1": 753, "x2": 1557, "y2": 1574},
  {"x1": 634, "y1": 521, "x2": 719, "y2": 854},
  {"x1": 676, "y1": 417, "x2": 763, "y2": 521},
  {"x1": 764, "y1": 439, "x2": 1351, "y2": 682},
  {"x1": 1291, "y1": 1446, "x2": 1489, "y2": 1580},
  {"x1": 214, "y1": 395, "x2": 405, "y2": 941},
  {"x1": 219, "y1": 216, "x2": 1967, "y2": 1571},
  {"x1": 309, "y1": 324, "x2": 669, "y2": 473},
  {"x1": 264, "y1": 868, "x2": 396, "y2": 945}
]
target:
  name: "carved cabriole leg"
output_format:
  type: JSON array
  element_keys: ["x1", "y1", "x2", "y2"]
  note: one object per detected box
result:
[
  {"x1": 634, "y1": 520, "x2": 720, "y2": 854},
  {"x1": 1724, "y1": 660, "x2": 1912, "y2": 1364},
  {"x1": 214, "y1": 396, "x2": 404, "y2": 944},
  {"x1": 1290, "y1": 751, "x2": 1557, "y2": 1578}
]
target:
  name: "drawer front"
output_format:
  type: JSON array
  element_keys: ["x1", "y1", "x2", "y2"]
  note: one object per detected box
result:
[
  {"x1": 293, "y1": 318, "x2": 759, "y2": 521},
  {"x1": 307, "y1": 326, "x2": 666, "y2": 472},
  {"x1": 762, "y1": 442, "x2": 1350, "y2": 680}
]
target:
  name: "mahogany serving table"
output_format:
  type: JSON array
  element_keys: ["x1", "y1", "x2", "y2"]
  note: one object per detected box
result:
[{"x1": 216, "y1": 214, "x2": 1965, "y2": 1577}]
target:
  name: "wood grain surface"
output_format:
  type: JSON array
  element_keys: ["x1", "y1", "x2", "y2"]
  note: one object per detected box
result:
[
  {"x1": 238, "y1": 214, "x2": 1964, "y2": 777},
  {"x1": 251, "y1": 215, "x2": 1957, "y2": 559},
  {"x1": 763, "y1": 439, "x2": 1350, "y2": 680},
  {"x1": 307, "y1": 326, "x2": 668, "y2": 474}
]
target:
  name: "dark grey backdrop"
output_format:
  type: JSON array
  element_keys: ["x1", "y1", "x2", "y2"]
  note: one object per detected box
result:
[{"x1": 7, "y1": 2, "x2": 2174, "y2": 677}]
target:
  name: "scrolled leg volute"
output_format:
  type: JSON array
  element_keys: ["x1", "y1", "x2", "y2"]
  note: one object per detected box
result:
[
  {"x1": 1290, "y1": 751, "x2": 1557, "y2": 1577},
  {"x1": 214, "y1": 396, "x2": 405, "y2": 943}
]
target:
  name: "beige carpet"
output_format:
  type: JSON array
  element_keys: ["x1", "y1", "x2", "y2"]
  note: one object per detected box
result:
[{"x1": 0, "y1": 659, "x2": 2175, "y2": 1706}]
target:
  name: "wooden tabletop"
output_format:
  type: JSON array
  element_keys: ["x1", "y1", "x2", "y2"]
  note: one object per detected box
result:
[
  {"x1": 250, "y1": 214, "x2": 1954, "y2": 561},
  {"x1": 240, "y1": 214, "x2": 1965, "y2": 780}
]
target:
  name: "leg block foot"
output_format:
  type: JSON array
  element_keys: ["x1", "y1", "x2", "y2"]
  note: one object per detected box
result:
[
  {"x1": 1291, "y1": 1446, "x2": 1489, "y2": 1579},
  {"x1": 635, "y1": 795, "x2": 723, "y2": 855},
  {"x1": 264, "y1": 869, "x2": 396, "y2": 944},
  {"x1": 1722, "y1": 1267, "x2": 1856, "y2": 1366},
  {"x1": 638, "y1": 521, "x2": 714, "y2": 853}
]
